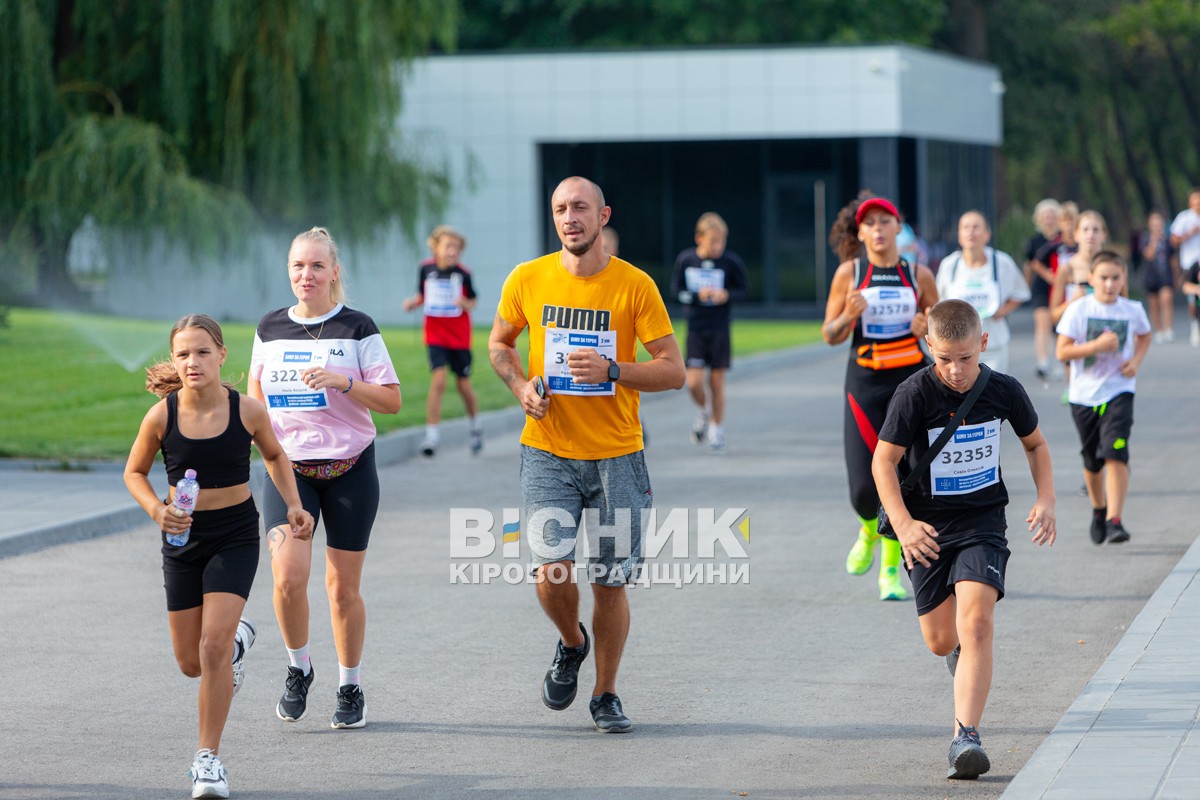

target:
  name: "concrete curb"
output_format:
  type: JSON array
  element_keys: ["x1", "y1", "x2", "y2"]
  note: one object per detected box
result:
[
  {"x1": 1000, "y1": 531, "x2": 1200, "y2": 798},
  {"x1": 0, "y1": 343, "x2": 829, "y2": 559}
]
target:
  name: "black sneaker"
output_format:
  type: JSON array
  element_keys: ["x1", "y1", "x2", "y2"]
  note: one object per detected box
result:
[
  {"x1": 1106, "y1": 519, "x2": 1132, "y2": 544},
  {"x1": 331, "y1": 683, "x2": 366, "y2": 729},
  {"x1": 589, "y1": 692, "x2": 633, "y2": 733},
  {"x1": 946, "y1": 644, "x2": 960, "y2": 678},
  {"x1": 947, "y1": 720, "x2": 990, "y2": 779},
  {"x1": 1090, "y1": 515, "x2": 1107, "y2": 545},
  {"x1": 276, "y1": 665, "x2": 315, "y2": 722},
  {"x1": 542, "y1": 622, "x2": 590, "y2": 710}
]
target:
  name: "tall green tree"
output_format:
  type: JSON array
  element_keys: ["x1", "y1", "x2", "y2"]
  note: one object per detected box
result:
[
  {"x1": 457, "y1": 0, "x2": 945, "y2": 50},
  {"x1": 1, "y1": 0, "x2": 458, "y2": 305}
]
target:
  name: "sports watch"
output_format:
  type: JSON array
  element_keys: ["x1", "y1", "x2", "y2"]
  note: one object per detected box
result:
[{"x1": 607, "y1": 361, "x2": 621, "y2": 383}]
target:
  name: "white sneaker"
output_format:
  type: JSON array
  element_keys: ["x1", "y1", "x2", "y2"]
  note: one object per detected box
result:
[
  {"x1": 691, "y1": 411, "x2": 709, "y2": 444},
  {"x1": 1190, "y1": 323, "x2": 1200, "y2": 348},
  {"x1": 420, "y1": 429, "x2": 439, "y2": 457},
  {"x1": 190, "y1": 750, "x2": 229, "y2": 799},
  {"x1": 1164, "y1": 329, "x2": 1175, "y2": 343},
  {"x1": 1153, "y1": 331, "x2": 1164, "y2": 344},
  {"x1": 231, "y1": 617, "x2": 255, "y2": 697},
  {"x1": 706, "y1": 425, "x2": 726, "y2": 452}
]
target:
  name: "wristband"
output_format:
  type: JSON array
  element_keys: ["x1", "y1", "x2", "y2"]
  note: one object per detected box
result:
[{"x1": 343, "y1": 376, "x2": 353, "y2": 393}]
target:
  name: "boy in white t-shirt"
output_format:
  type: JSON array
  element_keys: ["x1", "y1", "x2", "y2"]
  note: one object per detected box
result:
[{"x1": 1055, "y1": 250, "x2": 1152, "y2": 545}]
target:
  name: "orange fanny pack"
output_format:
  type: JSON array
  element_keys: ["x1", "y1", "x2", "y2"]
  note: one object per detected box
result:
[{"x1": 856, "y1": 337, "x2": 925, "y2": 370}]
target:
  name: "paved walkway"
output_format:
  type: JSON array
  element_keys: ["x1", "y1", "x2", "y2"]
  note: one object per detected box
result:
[{"x1": 1, "y1": 308, "x2": 1198, "y2": 799}]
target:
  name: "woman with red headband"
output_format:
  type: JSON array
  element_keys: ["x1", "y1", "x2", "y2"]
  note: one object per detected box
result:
[{"x1": 823, "y1": 193, "x2": 938, "y2": 601}]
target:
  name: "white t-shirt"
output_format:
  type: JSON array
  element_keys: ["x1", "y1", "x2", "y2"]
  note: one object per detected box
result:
[
  {"x1": 936, "y1": 247, "x2": 1031, "y2": 348},
  {"x1": 1056, "y1": 294, "x2": 1151, "y2": 406},
  {"x1": 1170, "y1": 208, "x2": 1200, "y2": 271}
]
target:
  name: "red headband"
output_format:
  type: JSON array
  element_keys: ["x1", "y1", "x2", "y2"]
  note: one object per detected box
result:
[{"x1": 855, "y1": 197, "x2": 900, "y2": 225}]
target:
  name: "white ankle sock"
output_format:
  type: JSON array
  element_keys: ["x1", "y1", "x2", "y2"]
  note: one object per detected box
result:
[
  {"x1": 339, "y1": 663, "x2": 361, "y2": 686},
  {"x1": 287, "y1": 645, "x2": 311, "y2": 675}
]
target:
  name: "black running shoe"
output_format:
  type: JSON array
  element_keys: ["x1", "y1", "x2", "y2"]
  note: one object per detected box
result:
[
  {"x1": 1106, "y1": 519, "x2": 1132, "y2": 544},
  {"x1": 542, "y1": 622, "x2": 589, "y2": 710},
  {"x1": 947, "y1": 721, "x2": 990, "y2": 779},
  {"x1": 331, "y1": 684, "x2": 366, "y2": 729},
  {"x1": 589, "y1": 692, "x2": 633, "y2": 733},
  {"x1": 1090, "y1": 516, "x2": 1107, "y2": 545},
  {"x1": 276, "y1": 665, "x2": 315, "y2": 722},
  {"x1": 946, "y1": 644, "x2": 960, "y2": 678}
]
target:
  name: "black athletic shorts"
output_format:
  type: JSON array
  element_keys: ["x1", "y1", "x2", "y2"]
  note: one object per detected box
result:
[
  {"x1": 907, "y1": 530, "x2": 1010, "y2": 616},
  {"x1": 1030, "y1": 275, "x2": 1052, "y2": 309},
  {"x1": 162, "y1": 497, "x2": 260, "y2": 612},
  {"x1": 263, "y1": 441, "x2": 379, "y2": 552},
  {"x1": 685, "y1": 327, "x2": 732, "y2": 370},
  {"x1": 428, "y1": 345, "x2": 473, "y2": 378},
  {"x1": 1070, "y1": 392, "x2": 1134, "y2": 472}
]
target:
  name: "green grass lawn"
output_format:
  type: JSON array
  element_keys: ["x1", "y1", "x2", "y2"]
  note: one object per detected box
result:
[{"x1": 0, "y1": 308, "x2": 821, "y2": 460}]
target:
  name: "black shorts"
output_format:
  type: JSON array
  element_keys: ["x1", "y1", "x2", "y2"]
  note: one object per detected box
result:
[
  {"x1": 685, "y1": 327, "x2": 731, "y2": 370},
  {"x1": 907, "y1": 530, "x2": 1010, "y2": 616},
  {"x1": 1070, "y1": 392, "x2": 1134, "y2": 472},
  {"x1": 428, "y1": 345, "x2": 473, "y2": 378},
  {"x1": 1144, "y1": 268, "x2": 1173, "y2": 294},
  {"x1": 1029, "y1": 275, "x2": 1052, "y2": 309},
  {"x1": 162, "y1": 497, "x2": 260, "y2": 612},
  {"x1": 263, "y1": 442, "x2": 379, "y2": 552}
]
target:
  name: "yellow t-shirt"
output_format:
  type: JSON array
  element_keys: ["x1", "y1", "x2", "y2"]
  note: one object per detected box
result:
[{"x1": 498, "y1": 252, "x2": 675, "y2": 460}]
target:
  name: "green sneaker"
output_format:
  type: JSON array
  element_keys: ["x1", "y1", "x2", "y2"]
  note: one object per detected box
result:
[
  {"x1": 845, "y1": 527, "x2": 878, "y2": 575},
  {"x1": 878, "y1": 566, "x2": 910, "y2": 601}
]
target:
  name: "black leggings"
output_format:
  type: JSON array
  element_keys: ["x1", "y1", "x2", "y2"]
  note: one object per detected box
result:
[
  {"x1": 842, "y1": 362, "x2": 922, "y2": 520},
  {"x1": 263, "y1": 442, "x2": 380, "y2": 552}
]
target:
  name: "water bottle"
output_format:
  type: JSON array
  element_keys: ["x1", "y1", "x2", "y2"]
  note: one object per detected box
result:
[{"x1": 166, "y1": 469, "x2": 199, "y2": 547}]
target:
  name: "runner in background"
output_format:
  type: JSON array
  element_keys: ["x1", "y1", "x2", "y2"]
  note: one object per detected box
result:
[
  {"x1": 670, "y1": 213, "x2": 750, "y2": 452},
  {"x1": 936, "y1": 211, "x2": 1030, "y2": 373},
  {"x1": 1169, "y1": 189, "x2": 1200, "y2": 347},
  {"x1": 402, "y1": 225, "x2": 482, "y2": 456},
  {"x1": 823, "y1": 192, "x2": 938, "y2": 602},
  {"x1": 1024, "y1": 199, "x2": 1061, "y2": 379}
]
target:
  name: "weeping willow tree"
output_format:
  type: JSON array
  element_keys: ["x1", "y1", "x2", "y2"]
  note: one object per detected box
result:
[{"x1": 0, "y1": 0, "x2": 458, "y2": 306}]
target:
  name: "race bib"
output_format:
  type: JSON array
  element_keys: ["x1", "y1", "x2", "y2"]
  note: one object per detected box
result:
[
  {"x1": 860, "y1": 286, "x2": 917, "y2": 339},
  {"x1": 959, "y1": 277, "x2": 1000, "y2": 320},
  {"x1": 424, "y1": 274, "x2": 463, "y2": 318},
  {"x1": 262, "y1": 347, "x2": 329, "y2": 410},
  {"x1": 544, "y1": 328, "x2": 618, "y2": 396},
  {"x1": 684, "y1": 264, "x2": 725, "y2": 305},
  {"x1": 929, "y1": 419, "x2": 1001, "y2": 495}
]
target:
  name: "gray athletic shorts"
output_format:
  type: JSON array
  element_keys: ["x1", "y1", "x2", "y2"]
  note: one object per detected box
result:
[{"x1": 519, "y1": 445, "x2": 652, "y2": 586}]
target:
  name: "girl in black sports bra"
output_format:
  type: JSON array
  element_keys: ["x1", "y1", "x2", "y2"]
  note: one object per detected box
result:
[
  {"x1": 822, "y1": 194, "x2": 938, "y2": 602},
  {"x1": 124, "y1": 314, "x2": 312, "y2": 799}
]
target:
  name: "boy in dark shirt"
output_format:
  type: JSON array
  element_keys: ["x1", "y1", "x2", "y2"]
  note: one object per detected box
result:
[
  {"x1": 670, "y1": 212, "x2": 749, "y2": 451},
  {"x1": 873, "y1": 299, "x2": 1057, "y2": 780}
]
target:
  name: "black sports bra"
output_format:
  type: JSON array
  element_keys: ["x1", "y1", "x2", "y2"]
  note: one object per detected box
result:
[{"x1": 162, "y1": 390, "x2": 253, "y2": 489}]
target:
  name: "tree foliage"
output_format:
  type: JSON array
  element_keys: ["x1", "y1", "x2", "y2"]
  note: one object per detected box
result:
[
  {"x1": 1, "y1": 0, "x2": 458, "y2": 303},
  {"x1": 458, "y1": 0, "x2": 945, "y2": 50}
]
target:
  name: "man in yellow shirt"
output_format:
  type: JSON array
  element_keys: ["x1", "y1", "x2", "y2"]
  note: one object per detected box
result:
[{"x1": 489, "y1": 176, "x2": 685, "y2": 732}]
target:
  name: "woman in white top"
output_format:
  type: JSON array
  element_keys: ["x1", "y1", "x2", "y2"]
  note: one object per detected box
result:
[{"x1": 936, "y1": 211, "x2": 1031, "y2": 373}]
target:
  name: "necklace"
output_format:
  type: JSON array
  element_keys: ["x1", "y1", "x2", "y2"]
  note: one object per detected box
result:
[{"x1": 302, "y1": 318, "x2": 325, "y2": 342}]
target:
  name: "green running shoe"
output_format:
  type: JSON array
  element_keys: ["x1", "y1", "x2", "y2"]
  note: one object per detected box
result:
[
  {"x1": 845, "y1": 527, "x2": 878, "y2": 575},
  {"x1": 878, "y1": 566, "x2": 910, "y2": 601}
]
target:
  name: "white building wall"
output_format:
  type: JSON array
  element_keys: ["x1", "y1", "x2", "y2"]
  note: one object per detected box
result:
[{"x1": 94, "y1": 45, "x2": 999, "y2": 327}]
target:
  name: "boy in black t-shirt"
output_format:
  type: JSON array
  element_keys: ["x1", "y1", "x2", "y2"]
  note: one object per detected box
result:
[
  {"x1": 872, "y1": 299, "x2": 1057, "y2": 781},
  {"x1": 669, "y1": 212, "x2": 749, "y2": 451}
]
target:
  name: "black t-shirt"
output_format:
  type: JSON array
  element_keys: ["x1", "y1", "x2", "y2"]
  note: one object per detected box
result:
[
  {"x1": 1187, "y1": 263, "x2": 1200, "y2": 308},
  {"x1": 669, "y1": 248, "x2": 749, "y2": 331},
  {"x1": 878, "y1": 366, "x2": 1039, "y2": 540},
  {"x1": 1024, "y1": 232, "x2": 1049, "y2": 264}
]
